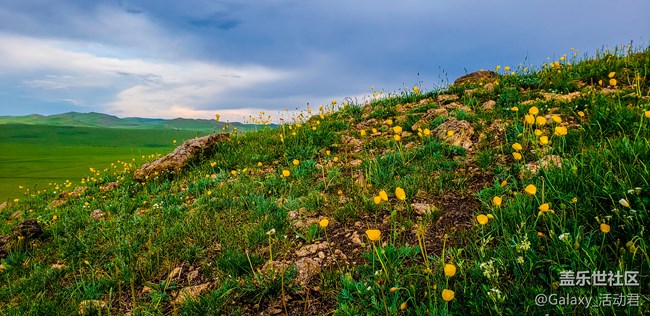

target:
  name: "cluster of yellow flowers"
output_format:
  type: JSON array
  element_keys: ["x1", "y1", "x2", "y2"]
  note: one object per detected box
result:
[{"x1": 598, "y1": 72, "x2": 617, "y2": 87}]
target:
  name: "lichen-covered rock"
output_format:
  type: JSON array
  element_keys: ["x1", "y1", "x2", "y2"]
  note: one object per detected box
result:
[
  {"x1": 453, "y1": 70, "x2": 497, "y2": 86},
  {"x1": 134, "y1": 133, "x2": 229, "y2": 180},
  {"x1": 432, "y1": 117, "x2": 474, "y2": 149}
]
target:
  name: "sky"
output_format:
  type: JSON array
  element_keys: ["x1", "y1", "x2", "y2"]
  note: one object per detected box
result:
[{"x1": 0, "y1": 1, "x2": 648, "y2": 122}]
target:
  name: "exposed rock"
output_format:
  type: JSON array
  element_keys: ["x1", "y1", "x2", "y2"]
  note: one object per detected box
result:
[
  {"x1": 349, "y1": 159, "x2": 363, "y2": 167},
  {"x1": 351, "y1": 231, "x2": 362, "y2": 246},
  {"x1": 51, "y1": 262, "x2": 66, "y2": 269},
  {"x1": 134, "y1": 133, "x2": 230, "y2": 180},
  {"x1": 90, "y1": 209, "x2": 105, "y2": 220},
  {"x1": 168, "y1": 267, "x2": 183, "y2": 279},
  {"x1": 411, "y1": 107, "x2": 449, "y2": 132},
  {"x1": 293, "y1": 257, "x2": 321, "y2": 287},
  {"x1": 432, "y1": 117, "x2": 474, "y2": 149},
  {"x1": 355, "y1": 118, "x2": 378, "y2": 130},
  {"x1": 446, "y1": 102, "x2": 473, "y2": 114},
  {"x1": 173, "y1": 283, "x2": 211, "y2": 305},
  {"x1": 453, "y1": 70, "x2": 497, "y2": 85},
  {"x1": 100, "y1": 181, "x2": 118, "y2": 192},
  {"x1": 523, "y1": 155, "x2": 562, "y2": 177},
  {"x1": 436, "y1": 94, "x2": 459, "y2": 104},
  {"x1": 482, "y1": 100, "x2": 496, "y2": 111},
  {"x1": 59, "y1": 186, "x2": 87, "y2": 199},
  {"x1": 483, "y1": 82, "x2": 497, "y2": 92},
  {"x1": 14, "y1": 219, "x2": 43, "y2": 239},
  {"x1": 1, "y1": 219, "x2": 44, "y2": 259},
  {"x1": 48, "y1": 199, "x2": 66, "y2": 208},
  {"x1": 411, "y1": 203, "x2": 435, "y2": 216},
  {"x1": 543, "y1": 91, "x2": 581, "y2": 102},
  {"x1": 187, "y1": 269, "x2": 200, "y2": 282},
  {"x1": 78, "y1": 300, "x2": 107, "y2": 315},
  {"x1": 341, "y1": 135, "x2": 363, "y2": 152}
]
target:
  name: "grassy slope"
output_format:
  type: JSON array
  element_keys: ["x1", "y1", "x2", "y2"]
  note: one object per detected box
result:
[
  {"x1": 1, "y1": 46, "x2": 649, "y2": 315},
  {"x1": 0, "y1": 112, "x2": 262, "y2": 132},
  {"x1": 0, "y1": 125, "x2": 207, "y2": 201}
]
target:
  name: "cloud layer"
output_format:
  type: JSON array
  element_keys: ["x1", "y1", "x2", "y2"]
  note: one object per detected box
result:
[{"x1": 0, "y1": 0, "x2": 648, "y2": 121}]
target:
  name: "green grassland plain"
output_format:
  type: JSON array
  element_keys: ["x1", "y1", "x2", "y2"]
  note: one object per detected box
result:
[{"x1": 0, "y1": 124, "x2": 206, "y2": 201}]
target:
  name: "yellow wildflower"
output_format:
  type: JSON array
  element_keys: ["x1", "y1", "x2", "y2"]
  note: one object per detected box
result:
[
  {"x1": 492, "y1": 196, "x2": 502, "y2": 206},
  {"x1": 539, "y1": 136, "x2": 549, "y2": 145},
  {"x1": 645, "y1": 111, "x2": 650, "y2": 119},
  {"x1": 609, "y1": 78, "x2": 617, "y2": 86},
  {"x1": 413, "y1": 86, "x2": 420, "y2": 94},
  {"x1": 578, "y1": 111, "x2": 585, "y2": 117},
  {"x1": 400, "y1": 302, "x2": 407, "y2": 310},
  {"x1": 231, "y1": 170, "x2": 237, "y2": 175},
  {"x1": 447, "y1": 130, "x2": 454, "y2": 137},
  {"x1": 608, "y1": 72, "x2": 616, "y2": 78},
  {"x1": 379, "y1": 190, "x2": 388, "y2": 201},
  {"x1": 524, "y1": 114, "x2": 535, "y2": 125},
  {"x1": 331, "y1": 99, "x2": 337, "y2": 105},
  {"x1": 333, "y1": 156, "x2": 339, "y2": 162},
  {"x1": 554, "y1": 126, "x2": 568, "y2": 136},
  {"x1": 385, "y1": 119, "x2": 393, "y2": 126},
  {"x1": 258, "y1": 162, "x2": 263, "y2": 167},
  {"x1": 393, "y1": 126, "x2": 403, "y2": 134},
  {"x1": 528, "y1": 106, "x2": 539, "y2": 115},
  {"x1": 539, "y1": 203, "x2": 549, "y2": 212},
  {"x1": 512, "y1": 143, "x2": 522, "y2": 151},
  {"x1": 319, "y1": 218, "x2": 329, "y2": 228},
  {"x1": 360, "y1": 130, "x2": 366, "y2": 136},
  {"x1": 477, "y1": 214, "x2": 489, "y2": 225},
  {"x1": 441, "y1": 289, "x2": 455, "y2": 302},
  {"x1": 510, "y1": 106, "x2": 519, "y2": 112},
  {"x1": 444, "y1": 264, "x2": 457, "y2": 277},
  {"x1": 282, "y1": 169, "x2": 290, "y2": 177},
  {"x1": 394, "y1": 135, "x2": 401, "y2": 141},
  {"x1": 366, "y1": 229, "x2": 381, "y2": 241},
  {"x1": 534, "y1": 129, "x2": 543, "y2": 136},
  {"x1": 536, "y1": 116, "x2": 547, "y2": 126},
  {"x1": 513, "y1": 152, "x2": 522, "y2": 160},
  {"x1": 551, "y1": 115, "x2": 562, "y2": 123},
  {"x1": 600, "y1": 223, "x2": 611, "y2": 233},
  {"x1": 373, "y1": 196, "x2": 382, "y2": 204},
  {"x1": 293, "y1": 159, "x2": 300, "y2": 166},
  {"x1": 395, "y1": 187, "x2": 406, "y2": 201},
  {"x1": 423, "y1": 128, "x2": 430, "y2": 136},
  {"x1": 525, "y1": 184, "x2": 537, "y2": 195}
]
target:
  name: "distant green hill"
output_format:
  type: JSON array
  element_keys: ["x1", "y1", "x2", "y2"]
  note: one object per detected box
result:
[{"x1": 0, "y1": 112, "x2": 264, "y2": 132}]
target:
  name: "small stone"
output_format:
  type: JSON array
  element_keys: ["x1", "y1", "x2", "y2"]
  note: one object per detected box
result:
[
  {"x1": 51, "y1": 263, "x2": 66, "y2": 269},
  {"x1": 187, "y1": 270, "x2": 199, "y2": 282},
  {"x1": 48, "y1": 199, "x2": 66, "y2": 208},
  {"x1": 318, "y1": 251, "x2": 325, "y2": 259},
  {"x1": 168, "y1": 267, "x2": 182, "y2": 279},
  {"x1": 349, "y1": 159, "x2": 363, "y2": 167},
  {"x1": 411, "y1": 203, "x2": 434, "y2": 216},
  {"x1": 90, "y1": 209, "x2": 105, "y2": 220},
  {"x1": 79, "y1": 300, "x2": 107, "y2": 315},
  {"x1": 351, "y1": 232, "x2": 362, "y2": 245},
  {"x1": 173, "y1": 283, "x2": 210, "y2": 305},
  {"x1": 482, "y1": 100, "x2": 496, "y2": 111}
]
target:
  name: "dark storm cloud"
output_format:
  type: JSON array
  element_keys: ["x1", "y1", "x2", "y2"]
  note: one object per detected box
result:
[{"x1": 0, "y1": 0, "x2": 648, "y2": 120}]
